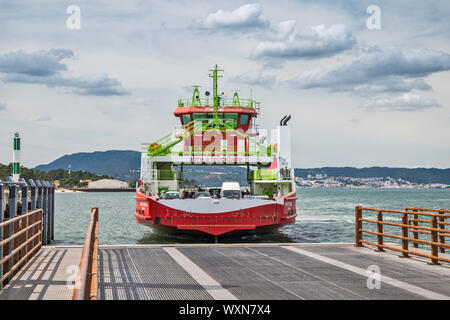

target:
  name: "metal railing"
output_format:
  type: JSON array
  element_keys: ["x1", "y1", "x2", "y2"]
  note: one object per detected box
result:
[
  {"x1": 177, "y1": 97, "x2": 260, "y2": 111},
  {"x1": 355, "y1": 206, "x2": 450, "y2": 264},
  {"x1": 0, "y1": 178, "x2": 55, "y2": 291},
  {"x1": 73, "y1": 207, "x2": 98, "y2": 300},
  {"x1": 0, "y1": 178, "x2": 54, "y2": 246},
  {"x1": 0, "y1": 209, "x2": 42, "y2": 290},
  {"x1": 406, "y1": 207, "x2": 449, "y2": 254},
  {"x1": 253, "y1": 169, "x2": 277, "y2": 180}
]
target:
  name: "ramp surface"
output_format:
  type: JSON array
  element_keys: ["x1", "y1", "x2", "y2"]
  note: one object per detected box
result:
[
  {"x1": 2, "y1": 244, "x2": 449, "y2": 300},
  {"x1": 97, "y1": 244, "x2": 450, "y2": 300}
]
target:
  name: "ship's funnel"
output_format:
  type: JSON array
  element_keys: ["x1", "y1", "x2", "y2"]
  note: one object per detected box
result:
[{"x1": 277, "y1": 117, "x2": 293, "y2": 181}]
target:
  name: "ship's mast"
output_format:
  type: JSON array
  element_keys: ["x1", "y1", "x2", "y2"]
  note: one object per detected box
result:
[{"x1": 209, "y1": 64, "x2": 223, "y2": 122}]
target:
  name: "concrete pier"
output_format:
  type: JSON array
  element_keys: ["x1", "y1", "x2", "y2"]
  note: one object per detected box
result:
[{"x1": 2, "y1": 243, "x2": 449, "y2": 300}]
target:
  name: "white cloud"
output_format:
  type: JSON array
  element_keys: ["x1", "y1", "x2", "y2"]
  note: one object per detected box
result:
[
  {"x1": 191, "y1": 3, "x2": 269, "y2": 30},
  {"x1": 0, "y1": 49, "x2": 73, "y2": 76},
  {"x1": 288, "y1": 46, "x2": 450, "y2": 92},
  {"x1": 266, "y1": 20, "x2": 296, "y2": 41},
  {"x1": 230, "y1": 70, "x2": 276, "y2": 88},
  {"x1": 348, "y1": 78, "x2": 432, "y2": 95},
  {"x1": 252, "y1": 24, "x2": 356, "y2": 60},
  {"x1": 362, "y1": 93, "x2": 441, "y2": 112},
  {"x1": 0, "y1": 49, "x2": 129, "y2": 96},
  {"x1": 0, "y1": 103, "x2": 6, "y2": 111}
]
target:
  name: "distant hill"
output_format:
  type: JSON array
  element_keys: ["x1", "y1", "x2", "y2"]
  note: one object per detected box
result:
[
  {"x1": 295, "y1": 167, "x2": 450, "y2": 184},
  {"x1": 33, "y1": 150, "x2": 450, "y2": 185},
  {"x1": 34, "y1": 150, "x2": 141, "y2": 181},
  {"x1": 0, "y1": 163, "x2": 111, "y2": 187},
  {"x1": 33, "y1": 149, "x2": 248, "y2": 185}
]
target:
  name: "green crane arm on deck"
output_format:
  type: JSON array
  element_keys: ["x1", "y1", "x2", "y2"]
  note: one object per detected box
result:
[{"x1": 143, "y1": 119, "x2": 273, "y2": 157}]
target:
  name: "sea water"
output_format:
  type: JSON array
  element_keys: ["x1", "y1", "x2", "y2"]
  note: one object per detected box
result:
[{"x1": 53, "y1": 188, "x2": 450, "y2": 245}]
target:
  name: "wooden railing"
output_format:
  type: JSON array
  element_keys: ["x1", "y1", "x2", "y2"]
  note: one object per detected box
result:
[
  {"x1": 355, "y1": 206, "x2": 450, "y2": 264},
  {"x1": 0, "y1": 209, "x2": 42, "y2": 289},
  {"x1": 72, "y1": 207, "x2": 99, "y2": 300}
]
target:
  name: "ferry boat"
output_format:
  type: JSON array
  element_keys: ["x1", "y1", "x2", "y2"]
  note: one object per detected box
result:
[{"x1": 135, "y1": 65, "x2": 297, "y2": 240}]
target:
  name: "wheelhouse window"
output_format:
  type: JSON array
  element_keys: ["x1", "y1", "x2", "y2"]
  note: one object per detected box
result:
[
  {"x1": 192, "y1": 113, "x2": 206, "y2": 123},
  {"x1": 239, "y1": 114, "x2": 249, "y2": 125},
  {"x1": 224, "y1": 113, "x2": 238, "y2": 127},
  {"x1": 181, "y1": 114, "x2": 191, "y2": 125}
]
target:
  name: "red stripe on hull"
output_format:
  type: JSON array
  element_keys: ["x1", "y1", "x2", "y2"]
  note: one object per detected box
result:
[{"x1": 135, "y1": 190, "x2": 297, "y2": 236}]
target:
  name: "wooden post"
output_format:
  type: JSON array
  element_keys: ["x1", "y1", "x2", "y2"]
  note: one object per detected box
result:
[
  {"x1": 430, "y1": 216, "x2": 439, "y2": 265},
  {"x1": 19, "y1": 179, "x2": 27, "y2": 270},
  {"x1": 355, "y1": 206, "x2": 363, "y2": 247},
  {"x1": 2, "y1": 223, "x2": 9, "y2": 286},
  {"x1": 401, "y1": 213, "x2": 409, "y2": 258},
  {"x1": 18, "y1": 216, "x2": 24, "y2": 270},
  {"x1": 39, "y1": 209, "x2": 43, "y2": 248},
  {"x1": 13, "y1": 216, "x2": 19, "y2": 273},
  {"x1": 438, "y1": 210, "x2": 445, "y2": 254},
  {"x1": 376, "y1": 210, "x2": 384, "y2": 252},
  {"x1": 26, "y1": 213, "x2": 31, "y2": 265}
]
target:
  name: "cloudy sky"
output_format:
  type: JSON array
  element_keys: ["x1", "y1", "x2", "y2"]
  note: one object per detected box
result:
[{"x1": 0, "y1": 0, "x2": 449, "y2": 168}]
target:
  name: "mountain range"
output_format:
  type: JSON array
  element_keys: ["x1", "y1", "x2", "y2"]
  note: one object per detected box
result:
[
  {"x1": 34, "y1": 150, "x2": 141, "y2": 181},
  {"x1": 33, "y1": 150, "x2": 450, "y2": 184}
]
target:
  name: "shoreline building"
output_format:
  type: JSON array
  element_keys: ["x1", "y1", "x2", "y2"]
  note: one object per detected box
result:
[{"x1": 88, "y1": 179, "x2": 129, "y2": 189}]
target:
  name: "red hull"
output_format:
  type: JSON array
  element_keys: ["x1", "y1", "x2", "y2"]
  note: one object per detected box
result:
[{"x1": 134, "y1": 190, "x2": 297, "y2": 236}]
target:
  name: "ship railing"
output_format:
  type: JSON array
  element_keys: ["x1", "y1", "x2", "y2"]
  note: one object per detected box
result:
[
  {"x1": 177, "y1": 97, "x2": 260, "y2": 111},
  {"x1": 142, "y1": 169, "x2": 178, "y2": 181},
  {"x1": 355, "y1": 206, "x2": 450, "y2": 265},
  {"x1": 158, "y1": 170, "x2": 177, "y2": 180},
  {"x1": 172, "y1": 118, "x2": 236, "y2": 131},
  {"x1": 253, "y1": 169, "x2": 277, "y2": 180},
  {"x1": 248, "y1": 123, "x2": 260, "y2": 136},
  {"x1": 73, "y1": 207, "x2": 99, "y2": 300},
  {"x1": 168, "y1": 150, "x2": 274, "y2": 157},
  {"x1": 279, "y1": 168, "x2": 292, "y2": 180},
  {"x1": 252, "y1": 168, "x2": 293, "y2": 181}
]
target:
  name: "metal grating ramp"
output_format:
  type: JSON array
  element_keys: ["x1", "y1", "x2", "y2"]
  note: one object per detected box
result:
[{"x1": 98, "y1": 248, "x2": 212, "y2": 300}]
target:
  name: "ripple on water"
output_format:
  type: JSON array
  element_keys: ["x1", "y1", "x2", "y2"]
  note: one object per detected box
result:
[{"x1": 54, "y1": 189, "x2": 450, "y2": 245}]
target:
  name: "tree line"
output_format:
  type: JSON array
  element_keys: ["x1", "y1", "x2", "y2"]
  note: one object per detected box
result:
[{"x1": 0, "y1": 163, "x2": 112, "y2": 187}]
